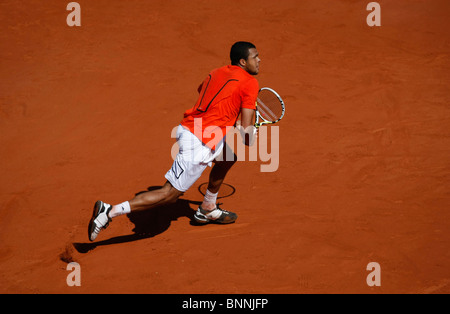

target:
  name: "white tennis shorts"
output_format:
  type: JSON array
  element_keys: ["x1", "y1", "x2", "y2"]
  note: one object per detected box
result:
[{"x1": 165, "y1": 125, "x2": 224, "y2": 192}]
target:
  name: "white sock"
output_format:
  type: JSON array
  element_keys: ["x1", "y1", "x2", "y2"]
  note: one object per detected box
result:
[
  {"x1": 109, "y1": 201, "x2": 131, "y2": 218},
  {"x1": 202, "y1": 189, "x2": 218, "y2": 210}
]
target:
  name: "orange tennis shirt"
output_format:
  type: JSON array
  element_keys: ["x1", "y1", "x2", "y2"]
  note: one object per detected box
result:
[{"x1": 181, "y1": 65, "x2": 259, "y2": 150}]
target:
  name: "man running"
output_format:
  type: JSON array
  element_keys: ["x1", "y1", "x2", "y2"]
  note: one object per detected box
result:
[{"x1": 89, "y1": 41, "x2": 261, "y2": 241}]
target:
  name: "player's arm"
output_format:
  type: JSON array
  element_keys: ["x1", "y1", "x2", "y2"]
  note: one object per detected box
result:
[
  {"x1": 238, "y1": 78, "x2": 259, "y2": 146},
  {"x1": 239, "y1": 108, "x2": 257, "y2": 146},
  {"x1": 241, "y1": 107, "x2": 255, "y2": 129}
]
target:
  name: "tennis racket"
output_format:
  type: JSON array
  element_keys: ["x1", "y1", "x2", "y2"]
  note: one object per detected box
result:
[{"x1": 255, "y1": 87, "x2": 285, "y2": 128}]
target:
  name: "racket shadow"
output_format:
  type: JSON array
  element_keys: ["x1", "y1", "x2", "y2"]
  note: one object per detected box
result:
[{"x1": 72, "y1": 186, "x2": 200, "y2": 254}]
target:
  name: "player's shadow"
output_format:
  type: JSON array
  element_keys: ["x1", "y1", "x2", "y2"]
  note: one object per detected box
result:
[
  {"x1": 73, "y1": 183, "x2": 236, "y2": 254},
  {"x1": 72, "y1": 186, "x2": 202, "y2": 254}
]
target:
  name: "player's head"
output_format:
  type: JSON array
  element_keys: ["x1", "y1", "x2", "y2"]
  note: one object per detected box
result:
[{"x1": 230, "y1": 41, "x2": 260, "y2": 75}]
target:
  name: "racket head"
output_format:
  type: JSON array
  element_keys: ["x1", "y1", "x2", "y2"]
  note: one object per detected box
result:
[{"x1": 255, "y1": 87, "x2": 285, "y2": 128}]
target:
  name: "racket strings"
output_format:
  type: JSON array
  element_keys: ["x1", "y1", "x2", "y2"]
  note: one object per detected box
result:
[{"x1": 257, "y1": 91, "x2": 283, "y2": 121}]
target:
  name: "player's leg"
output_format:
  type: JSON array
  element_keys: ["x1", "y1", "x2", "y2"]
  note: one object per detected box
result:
[
  {"x1": 108, "y1": 181, "x2": 183, "y2": 219},
  {"x1": 105, "y1": 125, "x2": 198, "y2": 219},
  {"x1": 202, "y1": 158, "x2": 236, "y2": 209},
  {"x1": 202, "y1": 141, "x2": 237, "y2": 209},
  {"x1": 127, "y1": 180, "x2": 183, "y2": 212},
  {"x1": 88, "y1": 181, "x2": 183, "y2": 241},
  {"x1": 195, "y1": 143, "x2": 238, "y2": 224}
]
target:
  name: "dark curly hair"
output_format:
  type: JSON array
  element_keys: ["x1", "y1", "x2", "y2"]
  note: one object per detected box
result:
[{"x1": 230, "y1": 41, "x2": 256, "y2": 66}]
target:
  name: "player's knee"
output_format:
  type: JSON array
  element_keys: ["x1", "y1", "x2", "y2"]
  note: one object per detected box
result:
[{"x1": 163, "y1": 186, "x2": 183, "y2": 204}]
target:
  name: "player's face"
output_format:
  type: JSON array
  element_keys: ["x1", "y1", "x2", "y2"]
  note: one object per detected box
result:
[{"x1": 243, "y1": 48, "x2": 260, "y2": 75}]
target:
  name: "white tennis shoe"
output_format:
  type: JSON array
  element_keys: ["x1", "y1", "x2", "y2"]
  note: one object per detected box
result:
[
  {"x1": 194, "y1": 205, "x2": 237, "y2": 224},
  {"x1": 88, "y1": 200, "x2": 112, "y2": 241}
]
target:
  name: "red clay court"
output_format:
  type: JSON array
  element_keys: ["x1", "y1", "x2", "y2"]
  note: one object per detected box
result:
[{"x1": 1, "y1": 0, "x2": 449, "y2": 293}]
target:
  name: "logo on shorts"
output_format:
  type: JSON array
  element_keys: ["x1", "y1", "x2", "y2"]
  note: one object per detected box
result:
[{"x1": 171, "y1": 161, "x2": 184, "y2": 179}]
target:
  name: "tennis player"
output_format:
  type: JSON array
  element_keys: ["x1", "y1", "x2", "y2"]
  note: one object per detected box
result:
[{"x1": 89, "y1": 41, "x2": 261, "y2": 241}]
